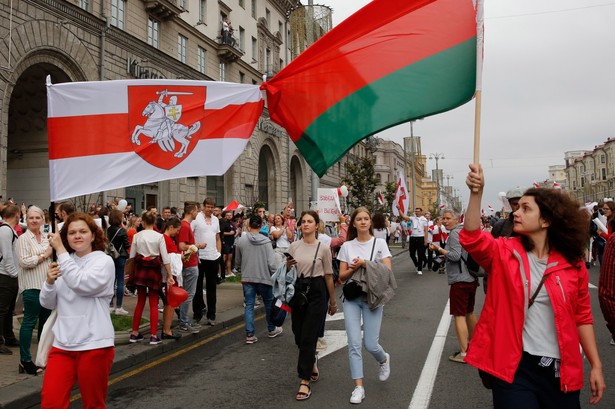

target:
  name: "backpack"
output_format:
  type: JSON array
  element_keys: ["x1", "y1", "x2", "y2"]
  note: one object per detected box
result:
[
  {"x1": 460, "y1": 253, "x2": 485, "y2": 279},
  {"x1": 0, "y1": 222, "x2": 17, "y2": 263},
  {"x1": 105, "y1": 227, "x2": 121, "y2": 259}
]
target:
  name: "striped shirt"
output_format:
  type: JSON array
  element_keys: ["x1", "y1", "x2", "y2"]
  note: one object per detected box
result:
[{"x1": 15, "y1": 229, "x2": 51, "y2": 293}]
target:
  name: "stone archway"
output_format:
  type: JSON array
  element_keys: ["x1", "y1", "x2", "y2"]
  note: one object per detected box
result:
[
  {"x1": 7, "y1": 63, "x2": 73, "y2": 206},
  {"x1": 290, "y1": 155, "x2": 306, "y2": 213},
  {"x1": 258, "y1": 144, "x2": 277, "y2": 210}
]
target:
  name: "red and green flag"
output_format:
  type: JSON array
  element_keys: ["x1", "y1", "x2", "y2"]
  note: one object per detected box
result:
[{"x1": 264, "y1": 0, "x2": 483, "y2": 177}]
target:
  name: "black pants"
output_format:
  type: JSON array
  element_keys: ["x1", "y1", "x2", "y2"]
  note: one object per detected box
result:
[
  {"x1": 291, "y1": 277, "x2": 327, "y2": 380},
  {"x1": 408, "y1": 237, "x2": 426, "y2": 271},
  {"x1": 0, "y1": 275, "x2": 18, "y2": 343},
  {"x1": 193, "y1": 258, "x2": 219, "y2": 321},
  {"x1": 492, "y1": 352, "x2": 580, "y2": 409}
]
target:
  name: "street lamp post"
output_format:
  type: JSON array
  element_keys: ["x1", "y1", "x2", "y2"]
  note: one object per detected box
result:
[{"x1": 429, "y1": 153, "x2": 445, "y2": 207}]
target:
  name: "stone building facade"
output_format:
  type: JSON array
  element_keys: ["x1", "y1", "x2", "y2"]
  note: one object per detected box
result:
[
  {"x1": 565, "y1": 139, "x2": 615, "y2": 203},
  {"x1": 0, "y1": 0, "x2": 324, "y2": 215}
]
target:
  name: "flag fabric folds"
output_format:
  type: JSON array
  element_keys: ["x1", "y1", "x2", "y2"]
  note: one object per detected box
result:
[
  {"x1": 263, "y1": 0, "x2": 480, "y2": 177},
  {"x1": 392, "y1": 172, "x2": 410, "y2": 217},
  {"x1": 47, "y1": 79, "x2": 263, "y2": 201}
]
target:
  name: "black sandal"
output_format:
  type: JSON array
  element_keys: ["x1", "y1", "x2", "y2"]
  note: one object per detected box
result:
[{"x1": 296, "y1": 383, "x2": 311, "y2": 401}]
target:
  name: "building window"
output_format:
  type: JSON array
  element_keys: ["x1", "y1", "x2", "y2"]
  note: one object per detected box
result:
[
  {"x1": 178, "y1": 35, "x2": 187, "y2": 63},
  {"x1": 581, "y1": 177, "x2": 585, "y2": 187},
  {"x1": 80, "y1": 0, "x2": 90, "y2": 11},
  {"x1": 239, "y1": 27, "x2": 245, "y2": 51},
  {"x1": 251, "y1": 0, "x2": 257, "y2": 19},
  {"x1": 197, "y1": 47, "x2": 206, "y2": 74},
  {"x1": 239, "y1": 72, "x2": 245, "y2": 83},
  {"x1": 179, "y1": 0, "x2": 187, "y2": 10},
  {"x1": 278, "y1": 21, "x2": 283, "y2": 35},
  {"x1": 199, "y1": 0, "x2": 207, "y2": 22},
  {"x1": 147, "y1": 18, "x2": 159, "y2": 48},
  {"x1": 111, "y1": 0, "x2": 125, "y2": 29},
  {"x1": 265, "y1": 8, "x2": 271, "y2": 29},
  {"x1": 252, "y1": 79, "x2": 257, "y2": 85},
  {"x1": 251, "y1": 37, "x2": 257, "y2": 62},
  {"x1": 601, "y1": 154, "x2": 606, "y2": 163},
  {"x1": 239, "y1": 0, "x2": 245, "y2": 8},
  {"x1": 602, "y1": 168, "x2": 607, "y2": 180},
  {"x1": 219, "y1": 63, "x2": 226, "y2": 81}
]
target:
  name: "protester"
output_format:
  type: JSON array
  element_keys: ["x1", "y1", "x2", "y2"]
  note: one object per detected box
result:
[
  {"x1": 107, "y1": 209, "x2": 130, "y2": 315},
  {"x1": 429, "y1": 209, "x2": 477, "y2": 363},
  {"x1": 599, "y1": 233, "x2": 615, "y2": 347},
  {"x1": 461, "y1": 164, "x2": 605, "y2": 407},
  {"x1": 0, "y1": 204, "x2": 20, "y2": 355},
  {"x1": 220, "y1": 210, "x2": 237, "y2": 278},
  {"x1": 128, "y1": 211, "x2": 173, "y2": 345},
  {"x1": 371, "y1": 213, "x2": 388, "y2": 242},
  {"x1": 192, "y1": 198, "x2": 221, "y2": 326},
  {"x1": 338, "y1": 207, "x2": 394, "y2": 404},
  {"x1": 399, "y1": 207, "x2": 428, "y2": 275},
  {"x1": 287, "y1": 210, "x2": 336, "y2": 401},
  {"x1": 15, "y1": 206, "x2": 53, "y2": 374},
  {"x1": 235, "y1": 215, "x2": 282, "y2": 344},
  {"x1": 41, "y1": 213, "x2": 115, "y2": 407},
  {"x1": 270, "y1": 214, "x2": 292, "y2": 257},
  {"x1": 161, "y1": 217, "x2": 183, "y2": 340},
  {"x1": 177, "y1": 203, "x2": 203, "y2": 333}
]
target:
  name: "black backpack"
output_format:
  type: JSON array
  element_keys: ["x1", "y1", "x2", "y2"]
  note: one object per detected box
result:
[{"x1": 460, "y1": 253, "x2": 485, "y2": 278}]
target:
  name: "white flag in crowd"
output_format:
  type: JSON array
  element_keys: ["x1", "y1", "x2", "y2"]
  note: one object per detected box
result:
[{"x1": 392, "y1": 171, "x2": 409, "y2": 217}]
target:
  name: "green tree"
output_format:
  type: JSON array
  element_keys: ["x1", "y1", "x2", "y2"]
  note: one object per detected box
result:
[
  {"x1": 374, "y1": 181, "x2": 397, "y2": 214},
  {"x1": 342, "y1": 157, "x2": 378, "y2": 212}
]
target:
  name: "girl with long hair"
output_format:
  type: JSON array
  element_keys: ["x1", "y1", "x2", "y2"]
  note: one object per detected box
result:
[
  {"x1": 41, "y1": 213, "x2": 115, "y2": 407},
  {"x1": 287, "y1": 210, "x2": 336, "y2": 401},
  {"x1": 337, "y1": 207, "x2": 393, "y2": 404},
  {"x1": 462, "y1": 164, "x2": 605, "y2": 407}
]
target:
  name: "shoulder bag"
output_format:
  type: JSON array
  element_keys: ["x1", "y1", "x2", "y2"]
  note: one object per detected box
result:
[
  {"x1": 342, "y1": 238, "x2": 377, "y2": 301},
  {"x1": 288, "y1": 242, "x2": 321, "y2": 311}
]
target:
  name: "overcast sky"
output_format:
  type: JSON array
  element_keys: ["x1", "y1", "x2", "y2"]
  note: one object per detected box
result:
[{"x1": 320, "y1": 0, "x2": 615, "y2": 210}]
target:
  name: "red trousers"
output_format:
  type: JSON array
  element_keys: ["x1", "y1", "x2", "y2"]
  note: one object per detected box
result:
[{"x1": 41, "y1": 346, "x2": 114, "y2": 409}]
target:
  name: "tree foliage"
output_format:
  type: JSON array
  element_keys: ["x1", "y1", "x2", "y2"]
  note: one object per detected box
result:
[{"x1": 342, "y1": 157, "x2": 378, "y2": 213}]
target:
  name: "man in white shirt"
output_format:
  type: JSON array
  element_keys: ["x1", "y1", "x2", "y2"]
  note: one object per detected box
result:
[
  {"x1": 191, "y1": 198, "x2": 222, "y2": 326},
  {"x1": 400, "y1": 207, "x2": 429, "y2": 275}
]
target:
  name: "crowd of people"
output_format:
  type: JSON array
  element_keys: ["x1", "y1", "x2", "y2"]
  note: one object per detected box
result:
[{"x1": 1, "y1": 174, "x2": 613, "y2": 407}]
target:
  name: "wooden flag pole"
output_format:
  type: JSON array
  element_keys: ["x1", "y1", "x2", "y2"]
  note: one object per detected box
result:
[{"x1": 473, "y1": 90, "x2": 482, "y2": 166}]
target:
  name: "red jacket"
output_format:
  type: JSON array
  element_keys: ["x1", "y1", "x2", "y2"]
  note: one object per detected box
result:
[{"x1": 459, "y1": 228, "x2": 593, "y2": 392}]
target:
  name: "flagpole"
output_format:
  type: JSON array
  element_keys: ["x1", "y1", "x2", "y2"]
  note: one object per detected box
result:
[{"x1": 473, "y1": 90, "x2": 481, "y2": 166}]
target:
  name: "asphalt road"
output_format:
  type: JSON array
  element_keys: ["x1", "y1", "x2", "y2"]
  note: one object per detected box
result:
[{"x1": 69, "y1": 253, "x2": 614, "y2": 409}]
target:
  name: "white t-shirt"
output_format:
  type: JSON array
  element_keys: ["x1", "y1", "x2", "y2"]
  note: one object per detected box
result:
[
  {"x1": 408, "y1": 216, "x2": 428, "y2": 237},
  {"x1": 426, "y1": 220, "x2": 434, "y2": 243},
  {"x1": 373, "y1": 228, "x2": 388, "y2": 241},
  {"x1": 337, "y1": 237, "x2": 391, "y2": 265},
  {"x1": 270, "y1": 226, "x2": 291, "y2": 249},
  {"x1": 318, "y1": 233, "x2": 332, "y2": 248},
  {"x1": 191, "y1": 212, "x2": 221, "y2": 260}
]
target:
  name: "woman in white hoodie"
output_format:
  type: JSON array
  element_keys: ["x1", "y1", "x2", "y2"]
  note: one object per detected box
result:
[{"x1": 40, "y1": 213, "x2": 115, "y2": 408}]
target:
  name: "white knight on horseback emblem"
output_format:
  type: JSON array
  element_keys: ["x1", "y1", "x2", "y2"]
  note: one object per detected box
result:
[{"x1": 131, "y1": 89, "x2": 201, "y2": 158}]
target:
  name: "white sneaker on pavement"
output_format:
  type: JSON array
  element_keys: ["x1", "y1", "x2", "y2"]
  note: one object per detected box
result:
[
  {"x1": 268, "y1": 327, "x2": 283, "y2": 338},
  {"x1": 378, "y1": 353, "x2": 391, "y2": 381},
  {"x1": 350, "y1": 386, "x2": 365, "y2": 404},
  {"x1": 610, "y1": 337, "x2": 615, "y2": 346},
  {"x1": 417, "y1": 270, "x2": 423, "y2": 275},
  {"x1": 114, "y1": 307, "x2": 129, "y2": 316}
]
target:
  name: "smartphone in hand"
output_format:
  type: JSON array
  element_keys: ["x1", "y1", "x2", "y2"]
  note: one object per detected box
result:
[{"x1": 283, "y1": 252, "x2": 294, "y2": 260}]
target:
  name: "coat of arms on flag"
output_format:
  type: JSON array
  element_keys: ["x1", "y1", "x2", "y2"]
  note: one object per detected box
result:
[{"x1": 129, "y1": 85, "x2": 205, "y2": 170}]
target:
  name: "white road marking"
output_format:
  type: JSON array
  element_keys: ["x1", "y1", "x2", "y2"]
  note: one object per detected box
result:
[
  {"x1": 589, "y1": 283, "x2": 598, "y2": 289},
  {"x1": 408, "y1": 299, "x2": 451, "y2": 409},
  {"x1": 318, "y1": 330, "x2": 349, "y2": 358}
]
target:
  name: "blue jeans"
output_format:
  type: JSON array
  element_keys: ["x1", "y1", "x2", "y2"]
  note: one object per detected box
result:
[
  {"x1": 20, "y1": 289, "x2": 51, "y2": 362},
  {"x1": 110, "y1": 256, "x2": 126, "y2": 308},
  {"x1": 343, "y1": 297, "x2": 386, "y2": 379},
  {"x1": 179, "y1": 266, "x2": 199, "y2": 325},
  {"x1": 242, "y1": 283, "x2": 274, "y2": 336}
]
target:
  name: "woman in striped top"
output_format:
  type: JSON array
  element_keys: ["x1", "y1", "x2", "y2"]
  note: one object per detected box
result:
[{"x1": 15, "y1": 205, "x2": 53, "y2": 375}]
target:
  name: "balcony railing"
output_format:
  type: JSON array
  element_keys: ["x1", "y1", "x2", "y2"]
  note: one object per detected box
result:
[
  {"x1": 141, "y1": 0, "x2": 183, "y2": 21},
  {"x1": 216, "y1": 35, "x2": 243, "y2": 62}
]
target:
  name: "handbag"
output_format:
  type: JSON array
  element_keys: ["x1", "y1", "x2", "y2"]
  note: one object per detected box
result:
[
  {"x1": 289, "y1": 242, "x2": 320, "y2": 312},
  {"x1": 105, "y1": 228, "x2": 121, "y2": 259},
  {"x1": 35, "y1": 309, "x2": 57, "y2": 368},
  {"x1": 342, "y1": 239, "x2": 377, "y2": 301},
  {"x1": 269, "y1": 298, "x2": 291, "y2": 326}
]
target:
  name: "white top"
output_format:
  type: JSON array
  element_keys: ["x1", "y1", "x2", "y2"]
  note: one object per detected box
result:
[
  {"x1": 408, "y1": 216, "x2": 428, "y2": 237},
  {"x1": 270, "y1": 226, "x2": 291, "y2": 249},
  {"x1": 337, "y1": 237, "x2": 391, "y2": 264},
  {"x1": 129, "y1": 229, "x2": 170, "y2": 264},
  {"x1": 192, "y1": 212, "x2": 221, "y2": 260},
  {"x1": 318, "y1": 233, "x2": 332, "y2": 248},
  {"x1": 426, "y1": 220, "x2": 434, "y2": 243},
  {"x1": 373, "y1": 228, "x2": 388, "y2": 241},
  {"x1": 39, "y1": 251, "x2": 115, "y2": 351},
  {"x1": 15, "y1": 230, "x2": 51, "y2": 293},
  {"x1": 523, "y1": 252, "x2": 560, "y2": 359}
]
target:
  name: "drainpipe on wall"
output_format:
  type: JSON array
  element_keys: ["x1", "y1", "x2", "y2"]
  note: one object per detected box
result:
[{"x1": 100, "y1": 1, "x2": 108, "y2": 206}]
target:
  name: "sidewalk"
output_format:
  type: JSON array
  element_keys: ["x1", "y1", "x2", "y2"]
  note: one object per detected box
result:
[{"x1": 0, "y1": 246, "x2": 407, "y2": 409}]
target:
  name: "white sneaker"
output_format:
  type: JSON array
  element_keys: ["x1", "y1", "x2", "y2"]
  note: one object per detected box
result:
[
  {"x1": 109, "y1": 306, "x2": 115, "y2": 313},
  {"x1": 114, "y1": 307, "x2": 129, "y2": 316},
  {"x1": 417, "y1": 271, "x2": 423, "y2": 275},
  {"x1": 610, "y1": 338, "x2": 615, "y2": 346},
  {"x1": 268, "y1": 327, "x2": 283, "y2": 338},
  {"x1": 350, "y1": 386, "x2": 365, "y2": 404},
  {"x1": 379, "y1": 353, "x2": 391, "y2": 381}
]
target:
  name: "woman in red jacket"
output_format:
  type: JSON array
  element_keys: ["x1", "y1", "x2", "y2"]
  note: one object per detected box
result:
[{"x1": 461, "y1": 164, "x2": 605, "y2": 408}]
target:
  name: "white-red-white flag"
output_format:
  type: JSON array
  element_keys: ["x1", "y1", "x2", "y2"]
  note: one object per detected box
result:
[
  {"x1": 533, "y1": 181, "x2": 541, "y2": 189},
  {"x1": 47, "y1": 79, "x2": 264, "y2": 201},
  {"x1": 392, "y1": 171, "x2": 409, "y2": 217},
  {"x1": 377, "y1": 190, "x2": 384, "y2": 205},
  {"x1": 553, "y1": 181, "x2": 561, "y2": 190},
  {"x1": 439, "y1": 204, "x2": 446, "y2": 210}
]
